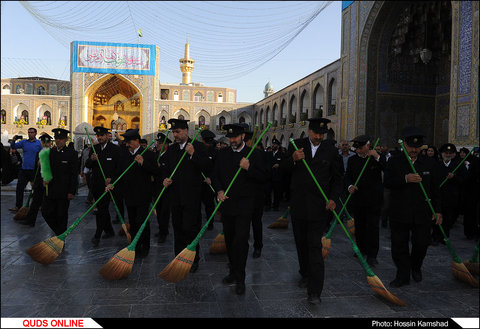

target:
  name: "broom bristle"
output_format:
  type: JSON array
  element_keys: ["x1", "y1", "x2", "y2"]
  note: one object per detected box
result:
[
  {"x1": 158, "y1": 248, "x2": 196, "y2": 282},
  {"x1": 209, "y1": 233, "x2": 226, "y2": 254},
  {"x1": 451, "y1": 261, "x2": 479, "y2": 288},
  {"x1": 322, "y1": 236, "x2": 331, "y2": 259},
  {"x1": 267, "y1": 217, "x2": 289, "y2": 229},
  {"x1": 99, "y1": 248, "x2": 135, "y2": 280},
  {"x1": 347, "y1": 218, "x2": 355, "y2": 235},
  {"x1": 367, "y1": 275, "x2": 407, "y2": 306},
  {"x1": 13, "y1": 206, "x2": 29, "y2": 221},
  {"x1": 463, "y1": 261, "x2": 479, "y2": 275},
  {"x1": 26, "y1": 236, "x2": 64, "y2": 265}
]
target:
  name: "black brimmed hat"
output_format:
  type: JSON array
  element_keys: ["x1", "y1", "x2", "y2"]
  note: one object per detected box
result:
[
  {"x1": 401, "y1": 126, "x2": 425, "y2": 147},
  {"x1": 224, "y1": 124, "x2": 245, "y2": 137},
  {"x1": 121, "y1": 128, "x2": 141, "y2": 141},
  {"x1": 52, "y1": 128, "x2": 70, "y2": 139},
  {"x1": 168, "y1": 118, "x2": 189, "y2": 130},
  {"x1": 94, "y1": 126, "x2": 109, "y2": 135},
  {"x1": 351, "y1": 135, "x2": 370, "y2": 148},
  {"x1": 307, "y1": 118, "x2": 331, "y2": 134}
]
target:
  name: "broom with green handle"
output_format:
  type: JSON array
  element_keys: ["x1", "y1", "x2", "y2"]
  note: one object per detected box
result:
[
  {"x1": 290, "y1": 138, "x2": 407, "y2": 306},
  {"x1": 322, "y1": 138, "x2": 380, "y2": 258},
  {"x1": 26, "y1": 139, "x2": 156, "y2": 265},
  {"x1": 86, "y1": 127, "x2": 131, "y2": 243},
  {"x1": 463, "y1": 242, "x2": 479, "y2": 275},
  {"x1": 14, "y1": 165, "x2": 40, "y2": 221},
  {"x1": 398, "y1": 139, "x2": 478, "y2": 288},
  {"x1": 439, "y1": 146, "x2": 477, "y2": 188},
  {"x1": 159, "y1": 122, "x2": 273, "y2": 282},
  {"x1": 99, "y1": 129, "x2": 202, "y2": 280}
]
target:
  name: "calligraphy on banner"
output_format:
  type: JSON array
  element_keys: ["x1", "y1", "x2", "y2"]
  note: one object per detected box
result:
[{"x1": 71, "y1": 41, "x2": 156, "y2": 76}]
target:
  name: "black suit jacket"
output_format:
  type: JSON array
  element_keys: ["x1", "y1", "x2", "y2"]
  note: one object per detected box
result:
[
  {"x1": 117, "y1": 146, "x2": 159, "y2": 207},
  {"x1": 85, "y1": 142, "x2": 121, "y2": 195},
  {"x1": 344, "y1": 154, "x2": 385, "y2": 208},
  {"x1": 383, "y1": 153, "x2": 441, "y2": 223},
  {"x1": 212, "y1": 144, "x2": 268, "y2": 216},
  {"x1": 161, "y1": 138, "x2": 212, "y2": 207},
  {"x1": 47, "y1": 146, "x2": 78, "y2": 199}
]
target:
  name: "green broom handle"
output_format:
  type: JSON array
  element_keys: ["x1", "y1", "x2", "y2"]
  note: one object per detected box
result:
[
  {"x1": 156, "y1": 130, "x2": 171, "y2": 163},
  {"x1": 398, "y1": 139, "x2": 461, "y2": 263},
  {"x1": 187, "y1": 122, "x2": 273, "y2": 251},
  {"x1": 324, "y1": 138, "x2": 379, "y2": 239},
  {"x1": 439, "y1": 146, "x2": 477, "y2": 188},
  {"x1": 290, "y1": 138, "x2": 375, "y2": 277},
  {"x1": 201, "y1": 171, "x2": 218, "y2": 207},
  {"x1": 85, "y1": 128, "x2": 126, "y2": 226},
  {"x1": 128, "y1": 129, "x2": 202, "y2": 250},
  {"x1": 57, "y1": 139, "x2": 157, "y2": 241}
]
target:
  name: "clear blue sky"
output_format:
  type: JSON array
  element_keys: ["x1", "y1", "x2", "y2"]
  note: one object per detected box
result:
[{"x1": 1, "y1": 1, "x2": 342, "y2": 103}]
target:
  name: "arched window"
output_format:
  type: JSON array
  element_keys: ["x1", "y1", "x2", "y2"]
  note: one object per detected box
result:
[
  {"x1": 194, "y1": 92, "x2": 203, "y2": 102},
  {"x1": 198, "y1": 115, "x2": 206, "y2": 126},
  {"x1": 60, "y1": 86, "x2": 66, "y2": 95},
  {"x1": 313, "y1": 83, "x2": 324, "y2": 117},
  {"x1": 300, "y1": 90, "x2": 309, "y2": 120},
  {"x1": 328, "y1": 78, "x2": 336, "y2": 116},
  {"x1": 2, "y1": 85, "x2": 11, "y2": 95},
  {"x1": 43, "y1": 111, "x2": 52, "y2": 125},
  {"x1": 37, "y1": 86, "x2": 46, "y2": 95},
  {"x1": 1, "y1": 109, "x2": 6, "y2": 124},
  {"x1": 289, "y1": 95, "x2": 297, "y2": 123},
  {"x1": 239, "y1": 116, "x2": 245, "y2": 124},
  {"x1": 178, "y1": 114, "x2": 185, "y2": 120},
  {"x1": 219, "y1": 116, "x2": 226, "y2": 130},
  {"x1": 21, "y1": 110, "x2": 29, "y2": 124},
  {"x1": 272, "y1": 103, "x2": 278, "y2": 124},
  {"x1": 280, "y1": 100, "x2": 286, "y2": 124}
]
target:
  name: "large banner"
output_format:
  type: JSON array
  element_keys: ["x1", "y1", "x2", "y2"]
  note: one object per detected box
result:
[{"x1": 71, "y1": 41, "x2": 156, "y2": 75}]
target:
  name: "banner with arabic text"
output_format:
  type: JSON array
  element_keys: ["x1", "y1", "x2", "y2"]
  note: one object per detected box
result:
[{"x1": 71, "y1": 41, "x2": 156, "y2": 75}]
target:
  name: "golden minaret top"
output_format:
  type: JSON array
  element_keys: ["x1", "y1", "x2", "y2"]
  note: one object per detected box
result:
[{"x1": 179, "y1": 33, "x2": 195, "y2": 84}]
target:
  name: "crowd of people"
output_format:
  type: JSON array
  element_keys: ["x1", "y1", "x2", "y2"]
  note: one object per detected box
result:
[{"x1": 2, "y1": 120, "x2": 479, "y2": 304}]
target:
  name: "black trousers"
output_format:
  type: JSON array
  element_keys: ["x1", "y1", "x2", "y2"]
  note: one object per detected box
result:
[
  {"x1": 351, "y1": 205, "x2": 380, "y2": 258},
  {"x1": 201, "y1": 183, "x2": 215, "y2": 228},
  {"x1": 291, "y1": 217, "x2": 325, "y2": 295},
  {"x1": 463, "y1": 202, "x2": 479, "y2": 239},
  {"x1": 41, "y1": 197, "x2": 70, "y2": 236},
  {"x1": 25, "y1": 185, "x2": 45, "y2": 224},
  {"x1": 171, "y1": 201, "x2": 202, "y2": 264},
  {"x1": 222, "y1": 207, "x2": 253, "y2": 283},
  {"x1": 432, "y1": 205, "x2": 457, "y2": 241},
  {"x1": 15, "y1": 169, "x2": 35, "y2": 208},
  {"x1": 271, "y1": 180, "x2": 283, "y2": 208},
  {"x1": 390, "y1": 220, "x2": 430, "y2": 281},
  {"x1": 251, "y1": 199, "x2": 263, "y2": 251},
  {"x1": 126, "y1": 203, "x2": 151, "y2": 252},
  {"x1": 93, "y1": 191, "x2": 114, "y2": 239},
  {"x1": 154, "y1": 189, "x2": 170, "y2": 236}
]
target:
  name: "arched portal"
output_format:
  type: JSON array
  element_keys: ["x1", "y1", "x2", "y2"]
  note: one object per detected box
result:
[
  {"x1": 84, "y1": 74, "x2": 143, "y2": 134},
  {"x1": 363, "y1": 1, "x2": 452, "y2": 147}
]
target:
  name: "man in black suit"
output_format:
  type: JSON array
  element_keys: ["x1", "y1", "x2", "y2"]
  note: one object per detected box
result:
[
  {"x1": 213, "y1": 123, "x2": 268, "y2": 295},
  {"x1": 344, "y1": 135, "x2": 385, "y2": 267},
  {"x1": 433, "y1": 143, "x2": 466, "y2": 244},
  {"x1": 41, "y1": 128, "x2": 78, "y2": 236},
  {"x1": 107, "y1": 129, "x2": 158, "y2": 257},
  {"x1": 200, "y1": 129, "x2": 217, "y2": 231},
  {"x1": 268, "y1": 137, "x2": 285, "y2": 211},
  {"x1": 280, "y1": 118, "x2": 344, "y2": 305},
  {"x1": 383, "y1": 126, "x2": 443, "y2": 287},
  {"x1": 162, "y1": 119, "x2": 212, "y2": 272},
  {"x1": 85, "y1": 126, "x2": 121, "y2": 247},
  {"x1": 153, "y1": 132, "x2": 172, "y2": 243}
]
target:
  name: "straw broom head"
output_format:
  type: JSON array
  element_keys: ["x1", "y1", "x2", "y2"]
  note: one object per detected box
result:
[
  {"x1": 209, "y1": 232, "x2": 226, "y2": 254},
  {"x1": 158, "y1": 248, "x2": 196, "y2": 282},
  {"x1": 99, "y1": 247, "x2": 135, "y2": 280},
  {"x1": 451, "y1": 261, "x2": 479, "y2": 288},
  {"x1": 322, "y1": 236, "x2": 331, "y2": 259},
  {"x1": 463, "y1": 261, "x2": 479, "y2": 276},
  {"x1": 367, "y1": 275, "x2": 407, "y2": 306},
  {"x1": 13, "y1": 206, "x2": 29, "y2": 221},
  {"x1": 26, "y1": 236, "x2": 64, "y2": 265},
  {"x1": 267, "y1": 216, "x2": 289, "y2": 229}
]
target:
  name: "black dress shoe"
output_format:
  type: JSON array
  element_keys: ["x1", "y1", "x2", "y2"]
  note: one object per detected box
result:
[
  {"x1": 102, "y1": 232, "x2": 115, "y2": 239},
  {"x1": 91, "y1": 237, "x2": 100, "y2": 247},
  {"x1": 307, "y1": 293, "x2": 322, "y2": 305},
  {"x1": 412, "y1": 269, "x2": 422, "y2": 282},
  {"x1": 190, "y1": 262, "x2": 199, "y2": 273},
  {"x1": 18, "y1": 219, "x2": 35, "y2": 227},
  {"x1": 222, "y1": 274, "x2": 235, "y2": 284},
  {"x1": 298, "y1": 277, "x2": 308, "y2": 288},
  {"x1": 253, "y1": 249, "x2": 261, "y2": 258},
  {"x1": 235, "y1": 282, "x2": 246, "y2": 295},
  {"x1": 389, "y1": 278, "x2": 409, "y2": 288}
]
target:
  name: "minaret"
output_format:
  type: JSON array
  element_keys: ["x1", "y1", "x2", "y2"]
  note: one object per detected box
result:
[{"x1": 179, "y1": 33, "x2": 195, "y2": 85}]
